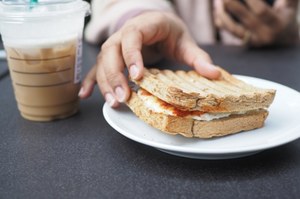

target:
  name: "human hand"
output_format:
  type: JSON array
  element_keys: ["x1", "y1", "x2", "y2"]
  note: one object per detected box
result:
[
  {"x1": 214, "y1": 0, "x2": 299, "y2": 47},
  {"x1": 79, "y1": 11, "x2": 221, "y2": 107}
]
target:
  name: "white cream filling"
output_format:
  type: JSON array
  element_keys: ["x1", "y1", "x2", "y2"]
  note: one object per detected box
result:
[
  {"x1": 140, "y1": 95, "x2": 172, "y2": 115},
  {"x1": 192, "y1": 113, "x2": 231, "y2": 121},
  {"x1": 138, "y1": 90, "x2": 250, "y2": 121}
]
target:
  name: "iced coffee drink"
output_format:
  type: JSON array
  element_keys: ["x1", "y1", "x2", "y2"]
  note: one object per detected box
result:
[
  {"x1": 0, "y1": 0, "x2": 90, "y2": 121},
  {"x1": 5, "y1": 38, "x2": 81, "y2": 121}
]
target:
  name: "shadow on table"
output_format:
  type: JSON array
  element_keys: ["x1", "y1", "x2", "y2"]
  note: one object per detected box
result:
[{"x1": 121, "y1": 138, "x2": 299, "y2": 182}]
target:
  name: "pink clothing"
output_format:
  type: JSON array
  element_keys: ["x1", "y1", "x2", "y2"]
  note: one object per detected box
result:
[{"x1": 84, "y1": 0, "x2": 241, "y2": 45}]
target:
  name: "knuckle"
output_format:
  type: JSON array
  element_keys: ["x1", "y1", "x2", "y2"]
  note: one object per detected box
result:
[
  {"x1": 101, "y1": 40, "x2": 113, "y2": 51},
  {"x1": 105, "y1": 72, "x2": 123, "y2": 86},
  {"x1": 152, "y1": 12, "x2": 165, "y2": 24},
  {"x1": 95, "y1": 74, "x2": 109, "y2": 93},
  {"x1": 101, "y1": 33, "x2": 120, "y2": 51},
  {"x1": 122, "y1": 24, "x2": 138, "y2": 35},
  {"x1": 96, "y1": 76, "x2": 106, "y2": 87},
  {"x1": 123, "y1": 48, "x2": 138, "y2": 62}
]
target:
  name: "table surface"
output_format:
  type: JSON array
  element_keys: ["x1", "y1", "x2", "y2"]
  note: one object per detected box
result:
[{"x1": 1, "y1": 42, "x2": 300, "y2": 199}]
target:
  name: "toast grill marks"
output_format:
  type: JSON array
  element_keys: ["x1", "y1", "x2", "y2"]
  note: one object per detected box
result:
[{"x1": 134, "y1": 68, "x2": 276, "y2": 112}]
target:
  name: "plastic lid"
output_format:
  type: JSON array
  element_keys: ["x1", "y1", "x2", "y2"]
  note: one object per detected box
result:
[{"x1": 0, "y1": 0, "x2": 90, "y2": 21}]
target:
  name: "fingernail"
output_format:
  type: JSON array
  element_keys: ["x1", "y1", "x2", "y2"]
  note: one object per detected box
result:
[
  {"x1": 115, "y1": 86, "x2": 126, "y2": 102},
  {"x1": 129, "y1": 64, "x2": 139, "y2": 79},
  {"x1": 78, "y1": 87, "x2": 84, "y2": 97},
  {"x1": 105, "y1": 93, "x2": 117, "y2": 107}
]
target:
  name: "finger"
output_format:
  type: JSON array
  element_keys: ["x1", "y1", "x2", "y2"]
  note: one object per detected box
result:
[
  {"x1": 275, "y1": 0, "x2": 298, "y2": 8},
  {"x1": 224, "y1": 0, "x2": 260, "y2": 30},
  {"x1": 96, "y1": 62, "x2": 119, "y2": 108},
  {"x1": 120, "y1": 13, "x2": 172, "y2": 80},
  {"x1": 245, "y1": 0, "x2": 279, "y2": 26},
  {"x1": 226, "y1": 0, "x2": 280, "y2": 45},
  {"x1": 176, "y1": 38, "x2": 221, "y2": 79},
  {"x1": 101, "y1": 44, "x2": 131, "y2": 104},
  {"x1": 215, "y1": 0, "x2": 247, "y2": 39},
  {"x1": 121, "y1": 27, "x2": 144, "y2": 80},
  {"x1": 78, "y1": 65, "x2": 97, "y2": 99},
  {"x1": 213, "y1": 0, "x2": 224, "y2": 28}
]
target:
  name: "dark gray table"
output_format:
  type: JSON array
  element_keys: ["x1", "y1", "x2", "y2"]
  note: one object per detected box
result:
[
  {"x1": 1, "y1": 42, "x2": 300, "y2": 199},
  {"x1": 0, "y1": 38, "x2": 8, "y2": 80}
]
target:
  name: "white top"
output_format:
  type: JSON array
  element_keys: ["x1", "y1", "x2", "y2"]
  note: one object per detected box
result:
[{"x1": 84, "y1": 0, "x2": 242, "y2": 45}]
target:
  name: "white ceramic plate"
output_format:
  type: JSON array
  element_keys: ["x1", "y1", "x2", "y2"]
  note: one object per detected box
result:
[{"x1": 103, "y1": 75, "x2": 300, "y2": 159}]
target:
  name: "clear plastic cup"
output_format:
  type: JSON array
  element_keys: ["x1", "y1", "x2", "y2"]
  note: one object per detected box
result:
[{"x1": 0, "y1": 0, "x2": 90, "y2": 121}]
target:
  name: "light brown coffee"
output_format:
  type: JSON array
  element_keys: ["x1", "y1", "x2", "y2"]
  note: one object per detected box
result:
[{"x1": 5, "y1": 39, "x2": 81, "y2": 121}]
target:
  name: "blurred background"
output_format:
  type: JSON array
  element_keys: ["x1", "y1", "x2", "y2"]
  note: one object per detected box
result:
[
  {"x1": 83, "y1": 0, "x2": 300, "y2": 40},
  {"x1": 0, "y1": 0, "x2": 300, "y2": 46}
]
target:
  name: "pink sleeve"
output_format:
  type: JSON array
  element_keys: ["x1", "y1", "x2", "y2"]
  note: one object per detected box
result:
[{"x1": 84, "y1": 0, "x2": 175, "y2": 44}]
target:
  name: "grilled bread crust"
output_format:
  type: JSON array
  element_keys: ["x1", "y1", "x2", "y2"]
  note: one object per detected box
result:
[
  {"x1": 133, "y1": 68, "x2": 276, "y2": 112},
  {"x1": 127, "y1": 92, "x2": 268, "y2": 139}
]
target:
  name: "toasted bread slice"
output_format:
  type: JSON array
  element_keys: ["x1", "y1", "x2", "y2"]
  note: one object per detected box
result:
[
  {"x1": 133, "y1": 68, "x2": 276, "y2": 112},
  {"x1": 127, "y1": 91, "x2": 268, "y2": 138}
]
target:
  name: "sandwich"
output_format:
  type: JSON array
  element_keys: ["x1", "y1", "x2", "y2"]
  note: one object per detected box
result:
[{"x1": 126, "y1": 67, "x2": 276, "y2": 138}]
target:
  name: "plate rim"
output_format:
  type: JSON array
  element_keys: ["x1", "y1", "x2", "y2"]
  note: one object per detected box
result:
[{"x1": 103, "y1": 75, "x2": 300, "y2": 155}]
